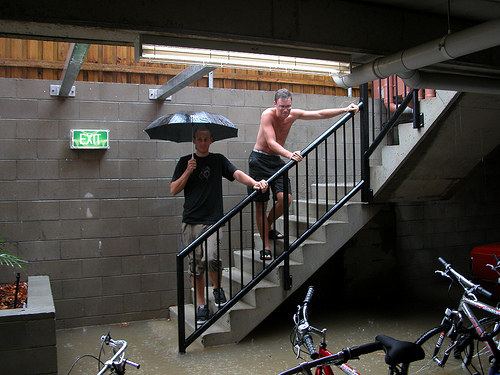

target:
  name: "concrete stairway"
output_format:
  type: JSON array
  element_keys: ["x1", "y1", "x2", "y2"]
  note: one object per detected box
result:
[
  {"x1": 371, "y1": 90, "x2": 500, "y2": 202},
  {"x1": 170, "y1": 187, "x2": 386, "y2": 347},
  {"x1": 170, "y1": 89, "x2": 483, "y2": 348}
]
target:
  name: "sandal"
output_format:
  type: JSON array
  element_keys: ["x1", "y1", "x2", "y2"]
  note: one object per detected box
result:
[
  {"x1": 269, "y1": 229, "x2": 284, "y2": 240},
  {"x1": 260, "y1": 249, "x2": 272, "y2": 260}
]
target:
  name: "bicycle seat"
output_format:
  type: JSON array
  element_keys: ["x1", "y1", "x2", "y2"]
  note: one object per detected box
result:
[{"x1": 375, "y1": 335, "x2": 425, "y2": 366}]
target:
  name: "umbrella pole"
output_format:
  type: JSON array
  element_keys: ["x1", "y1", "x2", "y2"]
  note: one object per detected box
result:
[{"x1": 191, "y1": 125, "x2": 194, "y2": 158}]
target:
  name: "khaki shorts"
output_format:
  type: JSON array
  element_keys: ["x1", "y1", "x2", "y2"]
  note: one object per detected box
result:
[{"x1": 182, "y1": 223, "x2": 222, "y2": 276}]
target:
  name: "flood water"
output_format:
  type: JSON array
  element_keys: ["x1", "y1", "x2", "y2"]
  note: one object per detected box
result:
[{"x1": 57, "y1": 288, "x2": 472, "y2": 375}]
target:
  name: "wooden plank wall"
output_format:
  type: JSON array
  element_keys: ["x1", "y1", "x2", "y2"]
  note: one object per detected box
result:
[{"x1": 0, "y1": 38, "x2": 356, "y2": 96}]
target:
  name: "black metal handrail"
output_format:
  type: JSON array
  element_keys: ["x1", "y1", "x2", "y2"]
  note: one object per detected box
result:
[{"x1": 176, "y1": 79, "x2": 421, "y2": 353}]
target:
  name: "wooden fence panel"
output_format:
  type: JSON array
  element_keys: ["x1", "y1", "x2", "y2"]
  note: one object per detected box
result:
[{"x1": 0, "y1": 38, "x2": 356, "y2": 96}]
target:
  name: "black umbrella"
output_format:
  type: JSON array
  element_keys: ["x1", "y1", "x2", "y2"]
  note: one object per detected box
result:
[{"x1": 145, "y1": 110, "x2": 238, "y2": 143}]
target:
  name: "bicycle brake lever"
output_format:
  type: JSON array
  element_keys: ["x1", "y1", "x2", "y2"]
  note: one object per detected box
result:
[
  {"x1": 102, "y1": 332, "x2": 112, "y2": 345},
  {"x1": 435, "y1": 270, "x2": 452, "y2": 280},
  {"x1": 294, "y1": 344, "x2": 302, "y2": 359}
]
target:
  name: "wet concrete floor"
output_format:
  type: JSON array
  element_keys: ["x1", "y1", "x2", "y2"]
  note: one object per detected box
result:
[{"x1": 57, "y1": 288, "x2": 472, "y2": 375}]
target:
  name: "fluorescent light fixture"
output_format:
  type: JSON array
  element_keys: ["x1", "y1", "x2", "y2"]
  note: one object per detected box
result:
[{"x1": 137, "y1": 44, "x2": 351, "y2": 77}]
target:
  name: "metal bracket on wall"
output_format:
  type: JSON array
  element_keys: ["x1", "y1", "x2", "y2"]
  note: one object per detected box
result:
[
  {"x1": 50, "y1": 85, "x2": 76, "y2": 97},
  {"x1": 149, "y1": 90, "x2": 172, "y2": 100},
  {"x1": 149, "y1": 65, "x2": 216, "y2": 100}
]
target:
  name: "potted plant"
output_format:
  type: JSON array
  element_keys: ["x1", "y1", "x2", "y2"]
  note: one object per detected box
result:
[
  {"x1": 0, "y1": 239, "x2": 27, "y2": 269},
  {"x1": 0, "y1": 238, "x2": 57, "y2": 374},
  {"x1": 0, "y1": 238, "x2": 27, "y2": 309}
]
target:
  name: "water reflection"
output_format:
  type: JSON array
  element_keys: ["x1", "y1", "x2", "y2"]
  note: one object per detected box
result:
[{"x1": 57, "y1": 292, "x2": 468, "y2": 375}]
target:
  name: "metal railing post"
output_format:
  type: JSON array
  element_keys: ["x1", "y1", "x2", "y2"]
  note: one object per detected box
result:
[
  {"x1": 413, "y1": 89, "x2": 424, "y2": 128},
  {"x1": 176, "y1": 253, "x2": 187, "y2": 353},
  {"x1": 283, "y1": 168, "x2": 292, "y2": 290},
  {"x1": 360, "y1": 83, "x2": 372, "y2": 202}
]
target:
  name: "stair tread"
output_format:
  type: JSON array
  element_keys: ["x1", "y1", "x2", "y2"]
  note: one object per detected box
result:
[
  {"x1": 295, "y1": 198, "x2": 363, "y2": 205},
  {"x1": 227, "y1": 268, "x2": 279, "y2": 288},
  {"x1": 170, "y1": 305, "x2": 230, "y2": 334},
  {"x1": 251, "y1": 232, "x2": 325, "y2": 245},
  {"x1": 286, "y1": 213, "x2": 347, "y2": 223},
  {"x1": 233, "y1": 249, "x2": 303, "y2": 266}
]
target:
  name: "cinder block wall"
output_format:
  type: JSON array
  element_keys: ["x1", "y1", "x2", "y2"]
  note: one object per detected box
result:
[
  {"x1": 1, "y1": 77, "x2": 498, "y2": 328},
  {"x1": 0, "y1": 78, "x2": 351, "y2": 328},
  {"x1": 394, "y1": 148, "x2": 500, "y2": 293},
  {"x1": 338, "y1": 148, "x2": 500, "y2": 302}
]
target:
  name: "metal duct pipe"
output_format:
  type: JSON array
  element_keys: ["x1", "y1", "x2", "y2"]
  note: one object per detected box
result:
[
  {"x1": 334, "y1": 18, "x2": 500, "y2": 88},
  {"x1": 399, "y1": 70, "x2": 500, "y2": 95}
]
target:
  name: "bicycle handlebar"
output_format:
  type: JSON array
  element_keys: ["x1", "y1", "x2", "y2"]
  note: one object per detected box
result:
[
  {"x1": 303, "y1": 333, "x2": 319, "y2": 359},
  {"x1": 96, "y1": 335, "x2": 140, "y2": 375},
  {"x1": 293, "y1": 286, "x2": 320, "y2": 360},
  {"x1": 280, "y1": 342, "x2": 384, "y2": 375},
  {"x1": 303, "y1": 286, "x2": 314, "y2": 305},
  {"x1": 438, "y1": 257, "x2": 493, "y2": 299}
]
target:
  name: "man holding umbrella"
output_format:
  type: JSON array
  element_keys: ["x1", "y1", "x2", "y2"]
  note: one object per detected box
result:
[{"x1": 171, "y1": 127, "x2": 268, "y2": 323}]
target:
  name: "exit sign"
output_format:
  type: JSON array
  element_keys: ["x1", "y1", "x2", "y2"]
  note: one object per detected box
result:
[{"x1": 71, "y1": 129, "x2": 110, "y2": 149}]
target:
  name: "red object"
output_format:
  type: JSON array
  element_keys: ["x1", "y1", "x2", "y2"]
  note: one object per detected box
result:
[{"x1": 470, "y1": 243, "x2": 500, "y2": 282}]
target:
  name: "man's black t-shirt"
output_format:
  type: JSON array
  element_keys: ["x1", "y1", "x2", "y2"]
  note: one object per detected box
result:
[{"x1": 171, "y1": 153, "x2": 237, "y2": 225}]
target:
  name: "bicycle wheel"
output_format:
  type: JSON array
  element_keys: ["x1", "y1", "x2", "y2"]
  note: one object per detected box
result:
[
  {"x1": 407, "y1": 324, "x2": 472, "y2": 374},
  {"x1": 453, "y1": 331, "x2": 474, "y2": 367},
  {"x1": 465, "y1": 315, "x2": 500, "y2": 371}
]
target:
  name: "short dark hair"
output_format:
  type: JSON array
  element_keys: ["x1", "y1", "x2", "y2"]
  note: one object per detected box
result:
[
  {"x1": 193, "y1": 126, "x2": 211, "y2": 138},
  {"x1": 275, "y1": 88, "x2": 292, "y2": 103}
]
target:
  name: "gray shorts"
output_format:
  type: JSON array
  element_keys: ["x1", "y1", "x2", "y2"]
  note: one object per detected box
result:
[{"x1": 182, "y1": 223, "x2": 222, "y2": 276}]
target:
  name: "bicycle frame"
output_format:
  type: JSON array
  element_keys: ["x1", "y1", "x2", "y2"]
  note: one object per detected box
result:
[
  {"x1": 316, "y1": 344, "x2": 361, "y2": 375},
  {"x1": 283, "y1": 286, "x2": 424, "y2": 375},
  {"x1": 424, "y1": 257, "x2": 500, "y2": 373},
  {"x1": 294, "y1": 322, "x2": 358, "y2": 375},
  {"x1": 430, "y1": 295, "x2": 500, "y2": 368}
]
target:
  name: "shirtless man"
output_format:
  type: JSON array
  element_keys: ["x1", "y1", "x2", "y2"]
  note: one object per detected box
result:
[{"x1": 248, "y1": 88, "x2": 359, "y2": 260}]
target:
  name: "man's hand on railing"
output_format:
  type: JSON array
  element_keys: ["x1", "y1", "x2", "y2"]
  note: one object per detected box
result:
[
  {"x1": 289, "y1": 151, "x2": 303, "y2": 162},
  {"x1": 345, "y1": 103, "x2": 359, "y2": 114},
  {"x1": 253, "y1": 179, "x2": 269, "y2": 192}
]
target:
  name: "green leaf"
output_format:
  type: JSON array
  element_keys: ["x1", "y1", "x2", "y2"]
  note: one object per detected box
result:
[{"x1": 0, "y1": 253, "x2": 28, "y2": 269}]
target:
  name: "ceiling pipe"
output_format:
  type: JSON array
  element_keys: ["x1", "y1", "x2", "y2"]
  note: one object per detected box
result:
[
  {"x1": 398, "y1": 70, "x2": 500, "y2": 95},
  {"x1": 334, "y1": 18, "x2": 500, "y2": 91}
]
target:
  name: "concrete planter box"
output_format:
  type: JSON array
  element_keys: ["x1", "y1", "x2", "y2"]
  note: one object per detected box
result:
[{"x1": 0, "y1": 276, "x2": 57, "y2": 375}]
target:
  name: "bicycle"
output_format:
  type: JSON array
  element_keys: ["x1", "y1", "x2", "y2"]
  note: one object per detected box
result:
[
  {"x1": 482, "y1": 253, "x2": 500, "y2": 297},
  {"x1": 487, "y1": 254, "x2": 500, "y2": 284},
  {"x1": 65, "y1": 332, "x2": 140, "y2": 375},
  {"x1": 410, "y1": 257, "x2": 500, "y2": 375},
  {"x1": 278, "y1": 286, "x2": 425, "y2": 375}
]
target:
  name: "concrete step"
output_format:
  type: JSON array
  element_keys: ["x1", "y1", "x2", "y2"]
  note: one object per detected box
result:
[
  {"x1": 309, "y1": 183, "x2": 361, "y2": 201},
  {"x1": 232, "y1": 249, "x2": 304, "y2": 285},
  {"x1": 169, "y1": 297, "x2": 255, "y2": 343},
  {"x1": 275, "y1": 214, "x2": 347, "y2": 242},
  {"x1": 251, "y1": 232, "x2": 325, "y2": 262}
]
